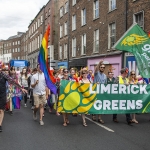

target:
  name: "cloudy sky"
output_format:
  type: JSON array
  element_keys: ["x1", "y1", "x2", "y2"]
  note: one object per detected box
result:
[{"x1": 0, "y1": 0, "x2": 49, "y2": 40}]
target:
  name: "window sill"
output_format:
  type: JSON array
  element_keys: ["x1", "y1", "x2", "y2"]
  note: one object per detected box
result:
[
  {"x1": 72, "y1": 29, "x2": 76, "y2": 32},
  {"x1": 72, "y1": 56, "x2": 76, "y2": 58},
  {"x1": 92, "y1": 52, "x2": 99, "y2": 54},
  {"x1": 93, "y1": 17, "x2": 99, "y2": 21},
  {"x1": 81, "y1": 24, "x2": 86, "y2": 27},
  {"x1": 108, "y1": 8, "x2": 117, "y2": 13},
  {"x1": 81, "y1": 54, "x2": 86, "y2": 56}
]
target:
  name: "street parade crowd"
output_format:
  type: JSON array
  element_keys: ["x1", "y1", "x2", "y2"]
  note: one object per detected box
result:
[{"x1": 0, "y1": 60, "x2": 149, "y2": 132}]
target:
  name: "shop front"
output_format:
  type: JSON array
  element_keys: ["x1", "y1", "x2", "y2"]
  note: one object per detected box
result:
[{"x1": 87, "y1": 53, "x2": 122, "y2": 77}]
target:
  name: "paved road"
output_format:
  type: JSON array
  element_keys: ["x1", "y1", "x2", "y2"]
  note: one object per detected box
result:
[{"x1": 0, "y1": 102, "x2": 150, "y2": 150}]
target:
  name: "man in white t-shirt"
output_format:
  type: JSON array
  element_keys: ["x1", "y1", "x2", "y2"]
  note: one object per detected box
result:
[{"x1": 31, "y1": 64, "x2": 48, "y2": 126}]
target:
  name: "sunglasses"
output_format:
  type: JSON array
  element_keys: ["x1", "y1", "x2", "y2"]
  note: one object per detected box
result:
[
  {"x1": 82, "y1": 72, "x2": 87, "y2": 74},
  {"x1": 131, "y1": 74, "x2": 135, "y2": 75},
  {"x1": 63, "y1": 71, "x2": 68, "y2": 73},
  {"x1": 100, "y1": 67, "x2": 105, "y2": 69}
]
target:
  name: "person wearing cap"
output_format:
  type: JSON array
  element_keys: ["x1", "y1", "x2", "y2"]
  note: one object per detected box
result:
[
  {"x1": 114, "y1": 68, "x2": 133, "y2": 125},
  {"x1": 0, "y1": 62, "x2": 27, "y2": 132}
]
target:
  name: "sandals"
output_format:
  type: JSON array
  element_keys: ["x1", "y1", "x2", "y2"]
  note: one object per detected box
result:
[
  {"x1": 132, "y1": 119, "x2": 138, "y2": 124},
  {"x1": 98, "y1": 119, "x2": 104, "y2": 124},
  {"x1": 92, "y1": 115, "x2": 96, "y2": 121},
  {"x1": 63, "y1": 122, "x2": 67, "y2": 127},
  {"x1": 83, "y1": 122, "x2": 88, "y2": 127}
]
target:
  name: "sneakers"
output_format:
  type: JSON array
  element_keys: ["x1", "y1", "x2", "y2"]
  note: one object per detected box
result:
[
  {"x1": 24, "y1": 104, "x2": 27, "y2": 107},
  {"x1": 0, "y1": 126, "x2": 2, "y2": 132},
  {"x1": 40, "y1": 120, "x2": 44, "y2": 126},
  {"x1": 33, "y1": 111, "x2": 37, "y2": 120}
]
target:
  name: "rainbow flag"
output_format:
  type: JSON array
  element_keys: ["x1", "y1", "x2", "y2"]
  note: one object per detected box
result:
[{"x1": 38, "y1": 25, "x2": 57, "y2": 94}]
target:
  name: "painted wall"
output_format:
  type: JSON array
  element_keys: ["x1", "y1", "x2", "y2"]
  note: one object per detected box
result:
[{"x1": 87, "y1": 54, "x2": 122, "y2": 78}]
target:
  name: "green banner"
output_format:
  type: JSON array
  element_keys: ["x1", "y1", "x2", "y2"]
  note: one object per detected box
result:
[
  {"x1": 57, "y1": 80, "x2": 150, "y2": 114},
  {"x1": 113, "y1": 23, "x2": 150, "y2": 78}
]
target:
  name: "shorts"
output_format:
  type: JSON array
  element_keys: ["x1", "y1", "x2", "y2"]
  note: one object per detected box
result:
[{"x1": 33, "y1": 94, "x2": 46, "y2": 106}]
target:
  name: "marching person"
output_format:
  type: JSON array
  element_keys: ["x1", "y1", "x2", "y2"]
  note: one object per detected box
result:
[
  {"x1": 31, "y1": 64, "x2": 48, "y2": 126},
  {"x1": 79, "y1": 69, "x2": 91, "y2": 127},
  {"x1": 87, "y1": 70, "x2": 94, "y2": 83},
  {"x1": 107, "y1": 71, "x2": 117, "y2": 123},
  {"x1": 0, "y1": 62, "x2": 27, "y2": 132},
  {"x1": 19, "y1": 68, "x2": 30, "y2": 107},
  {"x1": 128, "y1": 71, "x2": 138, "y2": 124},
  {"x1": 61, "y1": 69, "x2": 70, "y2": 126},
  {"x1": 92, "y1": 61, "x2": 107, "y2": 124},
  {"x1": 114, "y1": 68, "x2": 133, "y2": 125}
]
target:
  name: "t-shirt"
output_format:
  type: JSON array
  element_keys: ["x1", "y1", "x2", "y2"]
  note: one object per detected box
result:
[
  {"x1": 31, "y1": 72, "x2": 47, "y2": 95},
  {"x1": 19, "y1": 74, "x2": 30, "y2": 87}
]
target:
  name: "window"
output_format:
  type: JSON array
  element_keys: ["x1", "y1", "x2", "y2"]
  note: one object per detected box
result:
[
  {"x1": 49, "y1": 45, "x2": 54, "y2": 60},
  {"x1": 64, "y1": 22, "x2": 68, "y2": 36},
  {"x1": 18, "y1": 57, "x2": 20, "y2": 60},
  {"x1": 93, "y1": 29, "x2": 99, "y2": 52},
  {"x1": 41, "y1": 15, "x2": 43, "y2": 24},
  {"x1": 13, "y1": 49, "x2": 14, "y2": 52},
  {"x1": 48, "y1": 9, "x2": 51, "y2": 15},
  {"x1": 72, "y1": 38, "x2": 76, "y2": 57},
  {"x1": 38, "y1": 35, "x2": 40, "y2": 48},
  {"x1": 46, "y1": 12, "x2": 47, "y2": 18},
  {"x1": 15, "y1": 41, "x2": 17, "y2": 45},
  {"x1": 109, "y1": 0, "x2": 116, "y2": 11},
  {"x1": 72, "y1": 0, "x2": 76, "y2": 6},
  {"x1": 13, "y1": 42, "x2": 14, "y2": 45},
  {"x1": 18, "y1": 48, "x2": 20, "y2": 52},
  {"x1": 59, "y1": 46, "x2": 62, "y2": 59},
  {"x1": 38, "y1": 18, "x2": 40, "y2": 27},
  {"x1": 72, "y1": 15, "x2": 76, "y2": 31},
  {"x1": 15, "y1": 48, "x2": 17, "y2": 52},
  {"x1": 18, "y1": 41, "x2": 20, "y2": 45},
  {"x1": 64, "y1": 44, "x2": 67, "y2": 59},
  {"x1": 60, "y1": 25, "x2": 63, "y2": 38},
  {"x1": 60, "y1": 7, "x2": 63, "y2": 17},
  {"x1": 134, "y1": 12, "x2": 144, "y2": 29},
  {"x1": 81, "y1": 9, "x2": 86, "y2": 26},
  {"x1": 81, "y1": 34, "x2": 86, "y2": 55},
  {"x1": 93, "y1": 0, "x2": 99, "y2": 19},
  {"x1": 109, "y1": 23, "x2": 116, "y2": 48},
  {"x1": 65, "y1": 2, "x2": 68, "y2": 13},
  {"x1": 36, "y1": 21, "x2": 37, "y2": 30}
]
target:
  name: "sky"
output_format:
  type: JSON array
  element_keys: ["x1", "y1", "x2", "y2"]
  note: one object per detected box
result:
[{"x1": 0, "y1": 0, "x2": 49, "y2": 40}]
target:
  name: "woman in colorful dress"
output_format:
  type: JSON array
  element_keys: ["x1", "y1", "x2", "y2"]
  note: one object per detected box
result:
[{"x1": 128, "y1": 71, "x2": 138, "y2": 124}]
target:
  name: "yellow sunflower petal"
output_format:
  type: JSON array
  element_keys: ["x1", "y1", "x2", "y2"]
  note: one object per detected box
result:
[{"x1": 59, "y1": 94, "x2": 65, "y2": 100}]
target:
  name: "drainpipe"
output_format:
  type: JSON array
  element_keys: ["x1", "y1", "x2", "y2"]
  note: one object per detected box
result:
[
  {"x1": 122, "y1": 0, "x2": 128, "y2": 68},
  {"x1": 67, "y1": 1, "x2": 70, "y2": 70}
]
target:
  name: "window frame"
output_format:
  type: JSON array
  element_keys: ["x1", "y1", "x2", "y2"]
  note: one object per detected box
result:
[
  {"x1": 59, "y1": 46, "x2": 62, "y2": 59},
  {"x1": 72, "y1": 38, "x2": 76, "y2": 57},
  {"x1": 72, "y1": 15, "x2": 76, "y2": 31},
  {"x1": 64, "y1": 44, "x2": 67, "y2": 59},
  {"x1": 93, "y1": 29, "x2": 99, "y2": 53},
  {"x1": 81, "y1": 8, "x2": 86, "y2": 26},
  {"x1": 109, "y1": 0, "x2": 116, "y2": 11},
  {"x1": 108, "y1": 22, "x2": 116, "y2": 49},
  {"x1": 93, "y1": 0, "x2": 99, "y2": 19},
  {"x1": 81, "y1": 34, "x2": 86, "y2": 55},
  {"x1": 133, "y1": 11, "x2": 144, "y2": 29}
]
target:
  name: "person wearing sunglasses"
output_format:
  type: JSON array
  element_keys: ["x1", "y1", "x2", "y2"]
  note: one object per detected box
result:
[
  {"x1": 92, "y1": 61, "x2": 107, "y2": 124},
  {"x1": 128, "y1": 71, "x2": 138, "y2": 124},
  {"x1": 61, "y1": 69, "x2": 70, "y2": 126},
  {"x1": 79, "y1": 69, "x2": 91, "y2": 127}
]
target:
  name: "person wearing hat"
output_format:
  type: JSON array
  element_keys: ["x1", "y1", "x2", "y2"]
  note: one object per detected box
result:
[{"x1": 0, "y1": 61, "x2": 27, "y2": 132}]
